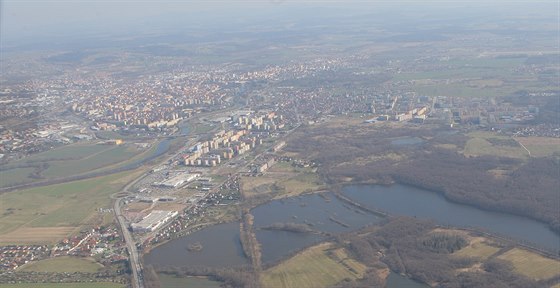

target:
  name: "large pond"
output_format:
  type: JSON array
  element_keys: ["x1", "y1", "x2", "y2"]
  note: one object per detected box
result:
[
  {"x1": 252, "y1": 192, "x2": 381, "y2": 263},
  {"x1": 145, "y1": 183, "x2": 560, "y2": 284},
  {"x1": 144, "y1": 222, "x2": 248, "y2": 268},
  {"x1": 342, "y1": 184, "x2": 560, "y2": 253},
  {"x1": 144, "y1": 192, "x2": 382, "y2": 267}
]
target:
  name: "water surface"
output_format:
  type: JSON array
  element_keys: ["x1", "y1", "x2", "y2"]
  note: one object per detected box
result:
[
  {"x1": 144, "y1": 222, "x2": 248, "y2": 268},
  {"x1": 252, "y1": 192, "x2": 381, "y2": 263},
  {"x1": 146, "y1": 192, "x2": 382, "y2": 267},
  {"x1": 387, "y1": 272, "x2": 430, "y2": 288},
  {"x1": 342, "y1": 184, "x2": 560, "y2": 253}
]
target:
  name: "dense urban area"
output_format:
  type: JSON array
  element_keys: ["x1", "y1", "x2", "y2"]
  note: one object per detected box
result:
[{"x1": 1, "y1": 2, "x2": 559, "y2": 288}]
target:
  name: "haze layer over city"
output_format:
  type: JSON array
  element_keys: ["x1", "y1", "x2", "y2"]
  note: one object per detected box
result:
[{"x1": 1, "y1": 1, "x2": 559, "y2": 288}]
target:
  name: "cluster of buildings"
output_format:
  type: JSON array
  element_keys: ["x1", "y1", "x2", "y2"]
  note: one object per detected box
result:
[
  {"x1": 0, "y1": 226, "x2": 125, "y2": 271},
  {"x1": 427, "y1": 96, "x2": 544, "y2": 127},
  {"x1": 67, "y1": 71, "x2": 231, "y2": 131},
  {"x1": 131, "y1": 210, "x2": 179, "y2": 233},
  {"x1": 182, "y1": 129, "x2": 262, "y2": 167},
  {"x1": 148, "y1": 175, "x2": 241, "y2": 244},
  {"x1": 371, "y1": 103, "x2": 429, "y2": 123},
  {"x1": 51, "y1": 227, "x2": 124, "y2": 261},
  {"x1": 0, "y1": 119, "x2": 91, "y2": 161},
  {"x1": 155, "y1": 172, "x2": 199, "y2": 188},
  {"x1": 252, "y1": 156, "x2": 276, "y2": 174},
  {"x1": 0, "y1": 245, "x2": 49, "y2": 270},
  {"x1": 229, "y1": 110, "x2": 285, "y2": 131},
  {"x1": 512, "y1": 124, "x2": 560, "y2": 138}
]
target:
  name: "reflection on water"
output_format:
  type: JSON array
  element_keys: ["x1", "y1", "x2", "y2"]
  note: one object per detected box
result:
[
  {"x1": 146, "y1": 192, "x2": 381, "y2": 267},
  {"x1": 145, "y1": 183, "x2": 559, "y2": 280},
  {"x1": 144, "y1": 222, "x2": 248, "y2": 268},
  {"x1": 386, "y1": 272, "x2": 429, "y2": 288},
  {"x1": 342, "y1": 184, "x2": 560, "y2": 253},
  {"x1": 252, "y1": 192, "x2": 381, "y2": 263}
]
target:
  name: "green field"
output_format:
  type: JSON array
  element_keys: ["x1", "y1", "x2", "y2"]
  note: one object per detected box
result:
[
  {"x1": 453, "y1": 240, "x2": 500, "y2": 260},
  {"x1": 0, "y1": 283, "x2": 124, "y2": 288},
  {"x1": 391, "y1": 56, "x2": 551, "y2": 99},
  {"x1": 19, "y1": 144, "x2": 110, "y2": 162},
  {"x1": 262, "y1": 243, "x2": 366, "y2": 288},
  {"x1": 0, "y1": 143, "x2": 145, "y2": 187},
  {"x1": 0, "y1": 169, "x2": 141, "y2": 244},
  {"x1": 158, "y1": 274, "x2": 222, "y2": 288},
  {"x1": 191, "y1": 122, "x2": 216, "y2": 134},
  {"x1": 412, "y1": 83, "x2": 514, "y2": 98},
  {"x1": 497, "y1": 248, "x2": 560, "y2": 281},
  {"x1": 19, "y1": 256, "x2": 103, "y2": 273},
  {"x1": 276, "y1": 172, "x2": 325, "y2": 198},
  {"x1": 516, "y1": 137, "x2": 560, "y2": 157},
  {"x1": 463, "y1": 131, "x2": 528, "y2": 159},
  {"x1": 394, "y1": 57, "x2": 525, "y2": 81},
  {"x1": 41, "y1": 145, "x2": 139, "y2": 178},
  {"x1": 0, "y1": 167, "x2": 37, "y2": 187}
]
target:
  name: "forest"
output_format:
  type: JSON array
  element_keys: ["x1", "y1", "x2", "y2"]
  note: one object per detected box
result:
[
  {"x1": 286, "y1": 123, "x2": 560, "y2": 233},
  {"x1": 332, "y1": 217, "x2": 544, "y2": 288}
]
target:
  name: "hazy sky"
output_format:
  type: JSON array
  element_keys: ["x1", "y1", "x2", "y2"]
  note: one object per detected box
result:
[{"x1": 1, "y1": 0, "x2": 557, "y2": 47}]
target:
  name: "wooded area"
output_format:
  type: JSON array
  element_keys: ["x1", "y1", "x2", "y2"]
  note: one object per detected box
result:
[{"x1": 286, "y1": 123, "x2": 560, "y2": 233}]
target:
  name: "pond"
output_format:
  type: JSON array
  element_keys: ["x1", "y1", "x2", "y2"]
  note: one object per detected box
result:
[
  {"x1": 145, "y1": 192, "x2": 382, "y2": 267},
  {"x1": 342, "y1": 184, "x2": 560, "y2": 253}
]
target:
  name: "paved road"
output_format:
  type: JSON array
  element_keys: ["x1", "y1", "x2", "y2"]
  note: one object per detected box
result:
[
  {"x1": 111, "y1": 113, "x2": 212, "y2": 288},
  {"x1": 113, "y1": 173, "x2": 147, "y2": 288},
  {"x1": 111, "y1": 106, "x2": 274, "y2": 288}
]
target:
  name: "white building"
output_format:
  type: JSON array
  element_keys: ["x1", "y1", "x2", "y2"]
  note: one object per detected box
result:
[{"x1": 131, "y1": 210, "x2": 178, "y2": 233}]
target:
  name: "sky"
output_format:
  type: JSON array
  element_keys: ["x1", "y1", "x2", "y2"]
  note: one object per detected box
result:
[{"x1": 1, "y1": 0, "x2": 558, "y2": 47}]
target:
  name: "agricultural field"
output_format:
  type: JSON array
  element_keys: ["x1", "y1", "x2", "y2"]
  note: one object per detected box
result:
[
  {"x1": 158, "y1": 274, "x2": 222, "y2": 288},
  {"x1": 0, "y1": 283, "x2": 124, "y2": 288},
  {"x1": 515, "y1": 137, "x2": 560, "y2": 158},
  {"x1": 0, "y1": 142, "x2": 147, "y2": 187},
  {"x1": 0, "y1": 167, "x2": 37, "y2": 188},
  {"x1": 18, "y1": 256, "x2": 103, "y2": 273},
  {"x1": 41, "y1": 145, "x2": 140, "y2": 178},
  {"x1": 241, "y1": 165, "x2": 324, "y2": 200},
  {"x1": 497, "y1": 248, "x2": 560, "y2": 281},
  {"x1": 0, "y1": 169, "x2": 142, "y2": 244},
  {"x1": 463, "y1": 131, "x2": 528, "y2": 159},
  {"x1": 261, "y1": 242, "x2": 366, "y2": 288},
  {"x1": 19, "y1": 144, "x2": 110, "y2": 162},
  {"x1": 453, "y1": 238, "x2": 500, "y2": 260},
  {"x1": 394, "y1": 57, "x2": 526, "y2": 82},
  {"x1": 393, "y1": 56, "x2": 546, "y2": 99},
  {"x1": 275, "y1": 172, "x2": 325, "y2": 199},
  {"x1": 0, "y1": 227, "x2": 76, "y2": 245},
  {"x1": 240, "y1": 175, "x2": 279, "y2": 198}
]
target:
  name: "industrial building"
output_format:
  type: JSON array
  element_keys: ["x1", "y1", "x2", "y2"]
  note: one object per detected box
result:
[
  {"x1": 157, "y1": 172, "x2": 199, "y2": 188},
  {"x1": 131, "y1": 210, "x2": 178, "y2": 233}
]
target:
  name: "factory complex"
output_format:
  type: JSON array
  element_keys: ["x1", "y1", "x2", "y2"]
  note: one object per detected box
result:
[{"x1": 131, "y1": 210, "x2": 178, "y2": 233}]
